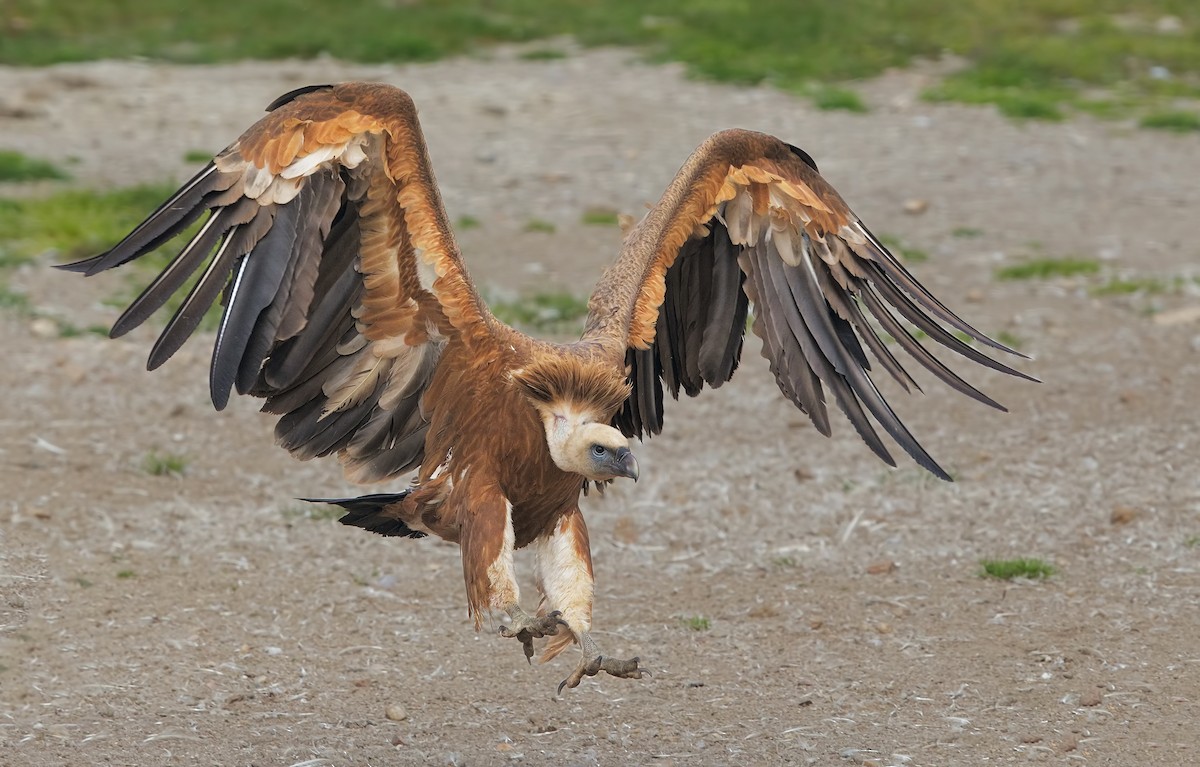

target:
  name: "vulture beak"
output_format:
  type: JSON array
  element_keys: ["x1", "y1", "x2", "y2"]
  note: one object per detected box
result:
[{"x1": 614, "y1": 447, "x2": 639, "y2": 482}]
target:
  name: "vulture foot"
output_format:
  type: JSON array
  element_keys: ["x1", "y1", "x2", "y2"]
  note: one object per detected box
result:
[
  {"x1": 557, "y1": 631, "x2": 647, "y2": 694},
  {"x1": 557, "y1": 654, "x2": 645, "y2": 694},
  {"x1": 499, "y1": 608, "x2": 568, "y2": 663}
]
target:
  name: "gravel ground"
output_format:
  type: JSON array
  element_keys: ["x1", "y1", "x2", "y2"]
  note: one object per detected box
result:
[{"x1": 2, "y1": 47, "x2": 1200, "y2": 766}]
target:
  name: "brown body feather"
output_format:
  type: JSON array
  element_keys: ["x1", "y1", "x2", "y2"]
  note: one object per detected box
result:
[{"x1": 62, "y1": 83, "x2": 1030, "y2": 683}]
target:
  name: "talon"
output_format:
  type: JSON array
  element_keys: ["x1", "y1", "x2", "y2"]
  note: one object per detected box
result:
[
  {"x1": 557, "y1": 652, "x2": 645, "y2": 694},
  {"x1": 499, "y1": 607, "x2": 569, "y2": 664}
]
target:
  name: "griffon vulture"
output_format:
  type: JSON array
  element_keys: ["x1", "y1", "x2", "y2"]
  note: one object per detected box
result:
[{"x1": 62, "y1": 82, "x2": 1031, "y2": 693}]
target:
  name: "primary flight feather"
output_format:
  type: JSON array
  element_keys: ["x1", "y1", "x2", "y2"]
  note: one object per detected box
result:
[{"x1": 62, "y1": 82, "x2": 1031, "y2": 692}]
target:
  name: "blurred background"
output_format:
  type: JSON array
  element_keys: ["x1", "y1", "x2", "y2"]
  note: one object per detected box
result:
[
  {"x1": 3, "y1": 0, "x2": 1199, "y2": 330},
  {"x1": 3, "y1": 0, "x2": 1199, "y2": 120}
]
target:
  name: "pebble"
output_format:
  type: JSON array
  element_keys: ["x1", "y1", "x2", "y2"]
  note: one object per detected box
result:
[
  {"x1": 866, "y1": 559, "x2": 896, "y2": 575},
  {"x1": 30, "y1": 317, "x2": 59, "y2": 338},
  {"x1": 386, "y1": 703, "x2": 408, "y2": 721},
  {"x1": 1110, "y1": 506, "x2": 1138, "y2": 525}
]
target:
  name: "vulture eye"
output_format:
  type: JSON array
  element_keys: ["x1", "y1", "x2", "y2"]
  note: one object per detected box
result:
[{"x1": 590, "y1": 444, "x2": 607, "y2": 458}]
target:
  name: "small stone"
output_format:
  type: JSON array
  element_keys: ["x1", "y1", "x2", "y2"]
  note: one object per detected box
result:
[
  {"x1": 30, "y1": 317, "x2": 59, "y2": 338},
  {"x1": 1058, "y1": 733, "x2": 1079, "y2": 753},
  {"x1": 747, "y1": 603, "x2": 779, "y2": 619},
  {"x1": 1110, "y1": 506, "x2": 1138, "y2": 526},
  {"x1": 866, "y1": 559, "x2": 897, "y2": 575},
  {"x1": 385, "y1": 703, "x2": 408, "y2": 721},
  {"x1": 1080, "y1": 688, "x2": 1103, "y2": 707},
  {"x1": 875, "y1": 622, "x2": 893, "y2": 634},
  {"x1": 965, "y1": 289, "x2": 984, "y2": 303},
  {"x1": 903, "y1": 198, "x2": 929, "y2": 215},
  {"x1": 1153, "y1": 305, "x2": 1200, "y2": 326},
  {"x1": 1156, "y1": 15, "x2": 1183, "y2": 34}
]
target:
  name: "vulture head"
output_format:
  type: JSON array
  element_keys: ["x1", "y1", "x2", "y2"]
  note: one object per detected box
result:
[
  {"x1": 511, "y1": 356, "x2": 638, "y2": 482},
  {"x1": 553, "y1": 419, "x2": 639, "y2": 482}
]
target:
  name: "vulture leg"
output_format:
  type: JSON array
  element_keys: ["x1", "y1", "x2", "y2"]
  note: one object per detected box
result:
[
  {"x1": 532, "y1": 508, "x2": 645, "y2": 694},
  {"x1": 462, "y1": 483, "x2": 567, "y2": 662}
]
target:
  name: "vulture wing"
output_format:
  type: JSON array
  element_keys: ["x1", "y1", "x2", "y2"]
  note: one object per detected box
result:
[
  {"x1": 60, "y1": 82, "x2": 495, "y2": 484},
  {"x1": 583, "y1": 129, "x2": 1034, "y2": 480}
]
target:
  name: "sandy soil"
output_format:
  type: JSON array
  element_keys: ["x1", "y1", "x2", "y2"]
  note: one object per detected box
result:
[{"x1": 2, "y1": 48, "x2": 1200, "y2": 766}]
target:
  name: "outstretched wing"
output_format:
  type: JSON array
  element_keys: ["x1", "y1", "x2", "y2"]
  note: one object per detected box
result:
[
  {"x1": 61, "y1": 82, "x2": 494, "y2": 484},
  {"x1": 583, "y1": 129, "x2": 1033, "y2": 480}
]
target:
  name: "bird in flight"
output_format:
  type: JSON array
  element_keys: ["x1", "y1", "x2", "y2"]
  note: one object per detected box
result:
[{"x1": 62, "y1": 82, "x2": 1031, "y2": 693}]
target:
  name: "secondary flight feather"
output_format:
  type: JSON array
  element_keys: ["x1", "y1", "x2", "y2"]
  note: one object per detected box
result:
[{"x1": 62, "y1": 82, "x2": 1032, "y2": 692}]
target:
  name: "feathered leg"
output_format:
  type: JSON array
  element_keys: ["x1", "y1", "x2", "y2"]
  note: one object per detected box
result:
[
  {"x1": 533, "y1": 507, "x2": 645, "y2": 693},
  {"x1": 460, "y1": 484, "x2": 565, "y2": 662}
]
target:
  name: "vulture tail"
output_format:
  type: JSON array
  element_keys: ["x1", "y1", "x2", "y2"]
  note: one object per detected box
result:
[{"x1": 301, "y1": 491, "x2": 426, "y2": 539}]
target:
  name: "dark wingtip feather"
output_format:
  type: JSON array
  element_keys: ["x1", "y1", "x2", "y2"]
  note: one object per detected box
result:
[
  {"x1": 265, "y1": 84, "x2": 335, "y2": 112},
  {"x1": 55, "y1": 254, "x2": 108, "y2": 274},
  {"x1": 785, "y1": 143, "x2": 819, "y2": 173},
  {"x1": 922, "y1": 458, "x2": 953, "y2": 482}
]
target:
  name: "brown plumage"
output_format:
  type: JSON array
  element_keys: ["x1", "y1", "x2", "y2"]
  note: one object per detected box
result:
[{"x1": 62, "y1": 82, "x2": 1032, "y2": 692}]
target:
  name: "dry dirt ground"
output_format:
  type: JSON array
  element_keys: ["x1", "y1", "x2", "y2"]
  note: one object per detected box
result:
[{"x1": 2, "y1": 48, "x2": 1200, "y2": 767}]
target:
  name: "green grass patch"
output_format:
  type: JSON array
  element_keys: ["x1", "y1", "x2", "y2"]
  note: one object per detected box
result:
[
  {"x1": 996, "y1": 258, "x2": 1100, "y2": 281},
  {"x1": 0, "y1": 182, "x2": 225, "y2": 331},
  {"x1": 523, "y1": 218, "x2": 556, "y2": 234},
  {"x1": 491, "y1": 291, "x2": 590, "y2": 334},
  {"x1": 878, "y1": 233, "x2": 930, "y2": 264},
  {"x1": 142, "y1": 449, "x2": 188, "y2": 477},
  {"x1": 809, "y1": 84, "x2": 868, "y2": 113},
  {"x1": 1185, "y1": 534, "x2": 1200, "y2": 548},
  {"x1": 925, "y1": 76, "x2": 1067, "y2": 120},
  {"x1": 0, "y1": 150, "x2": 70, "y2": 182},
  {"x1": 995, "y1": 330, "x2": 1024, "y2": 350},
  {"x1": 1139, "y1": 110, "x2": 1200, "y2": 132},
  {"x1": 455, "y1": 214, "x2": 482, "y2": 230},
  {"x1": 1090, "y1": 276, "x2": 1174, "y2": 296},
  {"x1": 519, "y1": 47, "x2": 568, "y2": 61},
  {"x1": 951, "y1": 227, "x2": 985, "y2": 239},
  {"x1": 680, "y1": 615, "x2": 711, "y2": 631},
  {"x1": 183, "y1": 149, "x2": 214, "y2": 163},
  {"x1": 116, "y1": 570, "x2": 137, "y2": 579},
  {"x1": 0, "y1": 183, "x2": 179, "y2": 266},
  {"x1": 5, "y1": 2, "x2": 1199, "y2": 121},
  {"x1": 0, "y1": 281, "x2": 32, "y2": 314},
  {"x1": 979, "y1": 558, "x2": 1056, "y2": 580},
  {"x1": 580, "y1": 208, "x2": 619, "y2": 226},
  {"x1": 54, "y1": 321, "x2": 111, "y2": 338}
]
